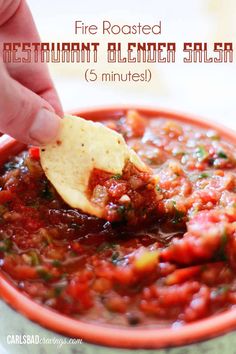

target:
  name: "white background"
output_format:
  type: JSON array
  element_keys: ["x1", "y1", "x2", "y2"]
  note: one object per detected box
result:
[{"x1": 26, "y1": 0, "x2": 236, "y2": 129}]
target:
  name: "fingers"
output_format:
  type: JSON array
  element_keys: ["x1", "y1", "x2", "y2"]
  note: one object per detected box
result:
[
  {"x1": 0, "y1": 0, "x2": 63, "y2": 143},
  {"x1": 40, "y1": 86, "x2": 64, "y2": 118},
  {"x1": 0, "y1": 0, "x2": 63, "y2": 116},
  {"x1": 0, "y1": 0, "x2": 21, "y2": 26},
  {"x1": 0, "y1": 61, "x2": 61, "y2": 146}
]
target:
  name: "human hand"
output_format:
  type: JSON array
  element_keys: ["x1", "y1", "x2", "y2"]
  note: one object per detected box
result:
[{"x1": 0, "y1": 0, "x2": 63, "y2": 145}]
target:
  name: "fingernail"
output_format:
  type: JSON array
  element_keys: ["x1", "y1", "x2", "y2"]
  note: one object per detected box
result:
[{"x1": 29, "y1": 108, "x2": 61, "y2": 145}]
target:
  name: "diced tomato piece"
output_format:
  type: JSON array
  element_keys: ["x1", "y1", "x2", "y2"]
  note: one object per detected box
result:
[
  {"x1": 0, "y1": 190, "x2": 14, "y2": 204},
  {"x1": 2, "y1": 263, "x2": 38, "y2": 280},
  {"x1": 184, "y1": 286, "x2": 210, "y2": 322},
  {"x1": 165, "y1": 265, "x2": 201, "y2": 285},
  {"x1": 29, "y1": 147, "x2": 40, "y2": 160},
  {"x1": 67, "y1": 278, "x2": 93, "y2": 310},
  {"x1": 126, "y1": 110, "x2": 147, "y2": 137},
  {"x1": 105, "y1": 295, "x2": 128, "y2": 313}
]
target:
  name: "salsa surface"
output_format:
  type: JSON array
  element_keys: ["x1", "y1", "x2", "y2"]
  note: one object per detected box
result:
[{"x1": 1, "y1": 110, "x2": 236, "y2": 327}]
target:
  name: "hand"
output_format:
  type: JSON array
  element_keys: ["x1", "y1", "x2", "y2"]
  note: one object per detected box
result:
[{"x1": 0, "y1": 0, "x2": 63, "y2": 145}]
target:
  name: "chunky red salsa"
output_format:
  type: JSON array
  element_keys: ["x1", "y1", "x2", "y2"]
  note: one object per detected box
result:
[
  {"x1": 88, "y1": 162, "x2": 159, "y2": 224},
  {"x1": 1, "y1": 110, "x2": 236, "y2": 328}
]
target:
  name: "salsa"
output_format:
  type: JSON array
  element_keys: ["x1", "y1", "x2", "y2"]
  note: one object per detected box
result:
[
  {"x1": 88, "y1": 162, "x2": 159, "y2": 224},
  {"x1": 1, "y1": 110, "x2": 236, "y2": 328}
]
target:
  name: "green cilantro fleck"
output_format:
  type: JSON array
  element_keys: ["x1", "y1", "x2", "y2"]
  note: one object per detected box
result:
[
  {"x1": 54, "y1": 286, "x2": 63, "y2": 297},
  {"x1": 214, "y1": 231, "x2": 228, "y2": 261},
  {"x1": 217, "y1": 151, "x2": 228, "y2": 159},
  {"x1": 117, "y1": 204, "x2": 133, "y2": 221},
  {"x1": 40, "y1": 182, "x2": 54, "y2": 201},
  {"x1": 172, "y1": 210, "x2": 185, "y2": 224},
  {"x1": 199, "y1": 172, "x2": 209, "y2": 179},
  {"x1": 171, "y1": 201, "x2": 185, "y2": 224},
  {"x1": 0, "y1": 239, "x2": 12, "y2": 252},
  {"x1": 196, "y1": 146, "x2": 208, "y2": 161},
  {"x1": 156, "y1": 185, "x2": 163, "y2": 193},
  {"x1": 221, "y1": 232, "x2": 228, "y2": 248},
  {"x1": 52, "y1": 260, "x2": 62, "y2": 267},
  {"x1": 212, "y1": 285, "x2": 229, "y2": 297},
  {"x1": 28, "y1": 251, "x2": 40, "y2": 266},
  {"x1": 112, "y1": 174, "x2": 122, "y2": 180},
  {"x1": 37, "y1": 269, "x2": 53, "y2": 281}
]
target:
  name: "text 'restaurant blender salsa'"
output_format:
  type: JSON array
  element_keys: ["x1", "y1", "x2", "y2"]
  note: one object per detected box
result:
[{"x1": 1, "y1": 110, "x2": 236, "y2": 328}]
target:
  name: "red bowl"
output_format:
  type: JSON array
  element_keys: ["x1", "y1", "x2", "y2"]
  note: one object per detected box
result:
[{"x1": 0, "y1": 106, "x2": 236, "y2": 349}]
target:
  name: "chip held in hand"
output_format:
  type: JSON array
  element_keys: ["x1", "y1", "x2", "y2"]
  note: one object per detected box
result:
[{"x1": 40, "y1": 115, "x2": 149, "y2": 219}]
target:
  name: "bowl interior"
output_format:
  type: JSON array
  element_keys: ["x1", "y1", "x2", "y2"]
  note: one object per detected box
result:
[{"x1": 0, "y1": 106, "x2": 236, "y2": 349}]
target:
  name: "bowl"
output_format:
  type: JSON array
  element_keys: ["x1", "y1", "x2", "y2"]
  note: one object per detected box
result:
[{"x1": 0, "y1": 106, "x2": 236, "y2": 354}]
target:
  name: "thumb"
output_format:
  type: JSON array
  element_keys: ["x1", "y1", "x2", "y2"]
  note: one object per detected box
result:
[{"x1": 0, "y1": 62, "x2": 61, "y2": 145}]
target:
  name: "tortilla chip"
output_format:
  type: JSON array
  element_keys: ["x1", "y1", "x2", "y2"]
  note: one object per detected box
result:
[{"x1": 40, "y1": 115, "x2": 147, "y2": 218}]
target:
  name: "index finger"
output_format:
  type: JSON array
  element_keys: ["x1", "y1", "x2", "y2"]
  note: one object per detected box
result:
[{"x1": 0, "y1": 0, "x2": 63, "y2": 116}]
